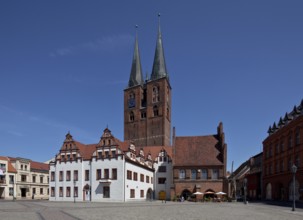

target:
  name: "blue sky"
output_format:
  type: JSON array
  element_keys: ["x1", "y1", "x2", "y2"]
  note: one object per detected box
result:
[{"x1": 1, "y1": 0, "x2": 303, "y2": 170}]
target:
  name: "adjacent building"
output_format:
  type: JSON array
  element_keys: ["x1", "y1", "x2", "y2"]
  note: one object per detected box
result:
[
  {"x1": 172, "y1": 123, "x2": 227, "y2": 200},
  {"x1": 263, "y1": 100, "x2": 303, "y2": 201},
  {"x1": 0, "y1": 156, "x2": 49, "y2": 200},
  {"x1": 0, "y1": 156, "x2": 17, "y2": 199},
  {"x1": 228, "y1": 152, "x2": 262, "y2": 201}
]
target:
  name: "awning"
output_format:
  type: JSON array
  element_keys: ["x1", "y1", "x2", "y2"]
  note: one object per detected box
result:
[{"x1": 99, "y1": 179, "x2": 111, "y2": 184}]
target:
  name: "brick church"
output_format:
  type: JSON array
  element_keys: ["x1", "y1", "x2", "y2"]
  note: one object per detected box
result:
[
  {"x1": 49, "y1": 17, "x2": 227, "y2": 202},
  {"x1": 124, "y1": 18, "x2": 227, "y2": 200}
]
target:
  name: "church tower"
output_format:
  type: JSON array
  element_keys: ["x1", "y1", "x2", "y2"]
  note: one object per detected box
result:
[{"x1": 124, "y1": 17, "x2": 171, "y2": 147}]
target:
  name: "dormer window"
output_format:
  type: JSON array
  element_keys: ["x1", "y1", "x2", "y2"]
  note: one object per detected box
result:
[{"x1": 152, "y1": 86, "x2": 159, "y2": 103}]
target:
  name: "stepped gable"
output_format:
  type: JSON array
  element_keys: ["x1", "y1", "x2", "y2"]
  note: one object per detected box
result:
[
  {"x1": 267, "y1": 99, "x2": 303, "y2": 135},
  {"x1": 174, "y1": 135, "x2": 223, "y2": 166},
  {"x1": 138, "y1": 146, "x2": 172, "y2": 161}
]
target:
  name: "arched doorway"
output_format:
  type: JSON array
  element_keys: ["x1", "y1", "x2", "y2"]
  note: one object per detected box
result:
[
  {"x1": 289, "y1": 180, "x2": 299, "y2": 201},
  {"x1": 83, "y1": 184, "x2": 90, "y2": 201},
  {"x1": 266, "y1": 183, "x2": 272, "y2": 200},
  {"x1": 146, "y1": 188, "x2": 153, "y2": 201},
  {"x1": 181, "y1": 189, "x2": 191, "y2": 201}
]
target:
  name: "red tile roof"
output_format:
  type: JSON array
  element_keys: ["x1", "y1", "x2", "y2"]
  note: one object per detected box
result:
[
  {"x1": 0, "y1": 156, "x2": 17, "y2": 173},
  {"x1": 174, "y1": 135, "x2": 224, "y2": 166},
  {"x1": 30, "y1": 161, "x2": 49, "y2": 171}
]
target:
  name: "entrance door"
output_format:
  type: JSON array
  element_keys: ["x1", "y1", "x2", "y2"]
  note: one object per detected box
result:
[
  {"x1": 21, "y1": 188, "x2": 27, "y2": 197},
  {"x1": 84, "y1": 190, "x2": 90, "y2": 201},
  {"x1": 0, "y1": 187, "x2": 4, "y2": 198}
]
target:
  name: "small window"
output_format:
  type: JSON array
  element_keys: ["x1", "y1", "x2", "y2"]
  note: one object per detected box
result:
[
  {"x1": 153, "y1": 106, "x2": 159, "y2": 117},
  {"x1": 66, "y1": 187, "x2": 70, "y2": 197},
  {"x1": 158, "y1": 177, "x2": 166, "y2": 184},
  {"x1": 96, "y1": 169, "x2": 102, "y2": 180},
  {"x1": 152, "y1": 86, "x2": 159, "y2": 103},
  {"x1": 295, "y1": 129, "x2": 300, "y2": 145},
  {"x1": 130, "y1": 189, "x2": 135, "y2": 198},
  {"x1": 140, "y1": 174, "x2": 144, "y2": 182},
  {"x1": 103, "y1": 186, "x2": 110, "y2": 198},
  {"x1": 141, "y1": 111, "x2": 146, "y2": 119},
  {"x1": 133, "y1": 172, "x2": 138, "y2": 181},
  {"x1": 51, "y1": 187, "x2": 55, "y2": 197},
  {"x1": 112, "y1": 168, "x2": 117, "y2": 180},
  {"x1": 104, "y1": 169, "x2": 109, "y2": 179},
  {"x1": 212, "y1": 169, "x2": 219, "y2": 179},
  {"x1": 201, "y1": 169, "x2": 208, "y2": 179},
  {"x1": 158, "y1": 166, "x2": 166, "y2": 172},
  {"x1": 130, "y1": 111, "x2": 135, "y2": 122},
  {"x1": 191, "y1": 169, "x2": 197, "y2": 179},
  {"x1": 179, "y1": 169, "x2": 185, "y2": 179},
  {"x1": 140, "y1": 190, "x2": 144, "y2": 198},
  {"x1": 85, "y1": 170, "x2": 89, "y2": 181},
  {"x1": 74, "y1": 170, "x2": 78, "y2": 181}
]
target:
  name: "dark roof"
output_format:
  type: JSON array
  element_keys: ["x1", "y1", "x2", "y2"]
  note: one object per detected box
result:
[
  {"x1": 174, "y1": 135, "x2": 224, "y2": 166},
  {"x1": 128, "y1": 33, "x2": 143, "y2": 87},
  {"x1": 267, "y1": 99, "x2": 303, "y2": 135},
  {"x1": 151, "y1": 18, "x2": 168, "y2": 80}
]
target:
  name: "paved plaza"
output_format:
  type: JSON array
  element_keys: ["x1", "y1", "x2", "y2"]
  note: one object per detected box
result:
[{"x1": 0, "y1": 200, "x2": 303, "y2": 220}]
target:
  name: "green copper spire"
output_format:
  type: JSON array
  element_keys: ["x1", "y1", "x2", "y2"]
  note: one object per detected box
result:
[
  {"x1": 151, "y1": 13, "x2": 168, "y2": 80},
  {"x1": 128, "y1": 25, "x2": 143, "y2": 87}
]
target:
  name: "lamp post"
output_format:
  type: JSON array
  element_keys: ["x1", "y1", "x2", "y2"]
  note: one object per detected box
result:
[
  {"x1": 291, "y1": 164, "x2": 297, "y2": 212},
  {"x1": 164, "y1": 180, "x2": 167, "y2": 203},
  {"x1": 73, "y1": 180, "x2": 76, "y2": 203},
  {"x1": 243, "y1": 178, "x2": 247, "y2": 205}
]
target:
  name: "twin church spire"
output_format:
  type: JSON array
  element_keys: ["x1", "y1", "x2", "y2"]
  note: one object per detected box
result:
[{"x1": 128, "y1": 15, "x2": 168, "y2": 88}]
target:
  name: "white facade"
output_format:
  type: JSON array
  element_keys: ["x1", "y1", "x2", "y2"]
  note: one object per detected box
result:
[
  {"x1": 153, "y1": 150, "x2": 173, "y2": 200},
  {"x1": 0, "y1": 157, "x2": 17, "y2": 199},
  {"x1": 50, "y1": 129, "x2": 155, "y2": 202}
]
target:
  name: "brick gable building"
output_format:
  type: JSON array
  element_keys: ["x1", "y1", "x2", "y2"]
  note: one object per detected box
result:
[{"x1": 263, "y1": 100, "x2": 303, "y2": 201}]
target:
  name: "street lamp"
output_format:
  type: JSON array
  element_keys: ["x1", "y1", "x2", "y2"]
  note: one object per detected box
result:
[
  {"x1": 73, "y1": 180, "x2": 76, "y2": 203},
  {"x1": 243, "y1": 178, "x2": 247, "y2": 205},
  {"x1": 291, "y1": 164, "x2": 297, "y2": 212}
]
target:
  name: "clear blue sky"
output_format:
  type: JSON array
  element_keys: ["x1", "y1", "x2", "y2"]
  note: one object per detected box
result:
[{"x1": 1, "y1": 1, "x2": 303, "y2": 170}]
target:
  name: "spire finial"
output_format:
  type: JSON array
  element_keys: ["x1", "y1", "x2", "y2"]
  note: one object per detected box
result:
[{"x1": 135, "y1": 24, "x2": 138, "y2": 38}]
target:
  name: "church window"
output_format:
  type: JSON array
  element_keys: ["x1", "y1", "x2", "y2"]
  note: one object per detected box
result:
[
  {"x1": 295, "y1": 155, "x2": 300, "y2": 167},
  {"x1": 128, "y1": 92, "x2": 135, "y2": 108},
  {"x1": 152, "y1": 86, "x2": 159, "y2": 103},
  {"x1": 179, "y1": 169, "x2": 185, "y2": 179},
  {"x1": 130, "y1": 111, "x2": 135, "y2": 122},
  {"x1": 153, "y1": 106, "x2": 159, "y2": 116},
  {"x1": 141, "y1": 111, "x2": 146, "y2": 119}
]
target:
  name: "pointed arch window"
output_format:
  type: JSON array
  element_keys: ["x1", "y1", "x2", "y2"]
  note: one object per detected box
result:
[
  {"x1": 295, "y1": 129, "x2": 300, "y2": 146},
  {"x1": 129, "y1": 111, "x2": 135, "y2": 122},
  {"x1": 153, "y1": 106, "x2": 159, "y2": 117},
  {"x1": 152, "y1": 86, "x2": 159, "y2": 103},
  {"x1": 128, "y1": 92, "x2": 136, "y2": 108}
]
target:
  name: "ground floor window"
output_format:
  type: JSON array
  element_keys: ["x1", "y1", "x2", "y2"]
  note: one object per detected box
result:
[
  {"x1": 9, "y1": 187, "x2": 13, "y2": 196},
  {"x1": 74, "y1": 187, "x2": 78, "y2": 197},
  {"x1": 140, "y1": 190, "x2": 144, "y2": 198},
  {"x1": 66, "y1": 187, "x2": 70, "y2": 197},
  {"x1": 103, "y1": 186, "x2": 110, "y2": 198},
  {"x1": 51, "y1": 187, "x2": 55, "y2": 197},
  {"x1": 130, "y1": 189, "x2": 135, "y2": 198},
  {"x1": 40, "y1": 188, "x2": 43, "y2": 195},
  {"x1": 59, "y1": 187, "x2": 63, "y2": 197}
]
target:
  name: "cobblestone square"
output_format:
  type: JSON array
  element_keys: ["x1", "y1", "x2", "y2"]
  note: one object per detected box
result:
[{"x1": 1, "y1": 200, "x2": 303, "y2": 220}]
